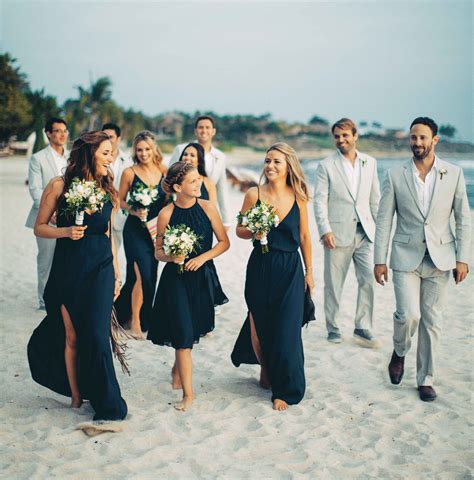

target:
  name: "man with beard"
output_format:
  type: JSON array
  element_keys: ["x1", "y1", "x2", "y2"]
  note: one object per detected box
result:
[
  {"x1": 374, "y1": 117, "x2": 470, "y2": 402},
  {"x1": 314, "y1": 118, "x2": 380, "y2": 347}
]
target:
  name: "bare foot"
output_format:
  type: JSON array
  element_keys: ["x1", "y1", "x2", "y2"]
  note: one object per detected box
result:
[
  {"x1": 171, "y1": 366, "x2": 182, "y2": 390},
  {"x1": 259, "y1": 368, "x2": 271, "y2": 389},
  {"x1": 174, "y1": 395, "x2": 194, "y2": 411},
  {"x1": 273, "y1": 399, "x2": 288, "y2": 411},
  {"x1": 130, "y1": 329, "x2": 145, "y2": 340},
  {"x1": 71, "y1": 397, "x2": 83, "y2": 408},
  {"x1": 77, "y1": 421, "x2": 122, "y2": 436}
]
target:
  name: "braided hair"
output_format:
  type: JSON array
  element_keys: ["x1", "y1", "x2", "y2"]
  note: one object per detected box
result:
[{"x1": 161, "y1": 161, "x2": 196, "y2": 195}]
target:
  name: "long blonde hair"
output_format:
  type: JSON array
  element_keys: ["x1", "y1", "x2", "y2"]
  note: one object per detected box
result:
[
  {"x1": 132, "y1": 130, "x2": 166, "y2": 174},
  {"x1": 260, "y1": 142, "x2": 309, "y2": 202}
]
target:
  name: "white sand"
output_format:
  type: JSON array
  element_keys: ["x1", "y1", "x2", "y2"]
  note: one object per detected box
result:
[{"x1": 1, "y1": 156, "x2": 473, "y2": 479}]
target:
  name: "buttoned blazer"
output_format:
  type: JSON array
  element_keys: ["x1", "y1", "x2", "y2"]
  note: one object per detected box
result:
[
  {"x1": 25, "y1": 147, "x2": 65, "y2": 228},
  {"x1": 374, "y1": 158, "x2": 471, "y2": 271},
  {"x1": 313, "y1": 151, "x2": 380, "y2": 247}
]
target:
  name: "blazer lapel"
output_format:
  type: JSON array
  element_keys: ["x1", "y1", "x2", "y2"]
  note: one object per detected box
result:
[
  {"x1": 425, "y1": 157, "x2": 444, "y2": 220},
  {"x1": 333, "y1": 154, "x2": 355, "y2": 201},
  {"x1": 45, "y1": 147, "x2": 59, "y2": 177},
  {"x1": 402, "y1": 160, "x2": 425, "y2": 218},
  {"x1": 356, "y1": 154, "x2": 367, "y2": 202}
]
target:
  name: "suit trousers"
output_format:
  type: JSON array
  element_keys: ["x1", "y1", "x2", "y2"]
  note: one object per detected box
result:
[
  {"x1": 112, "y1": 226, "x2": 127, "y2": 285},
  {"x1": 324, "y1": 225, "x2": 375, "y2": 334},
  {"x1": 392, "y1": 254, "x2": 450, "y2": 386},
  {"x1": 36, "y1": 236, "x2": 56, "y2": 308}
]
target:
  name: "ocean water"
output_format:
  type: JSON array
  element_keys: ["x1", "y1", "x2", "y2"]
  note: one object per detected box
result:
[{"x1": 244, "y1": 156, "x2": 474, "y2": 209}]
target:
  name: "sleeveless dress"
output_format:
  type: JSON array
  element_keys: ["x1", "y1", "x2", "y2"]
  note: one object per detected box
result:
[
  {"x1": 147, "y1": 199, "x2": 228, "y2": 349},
  {"x1": 231, "y1": 194, "x2": 306, "y2": 405},
  {"x1": 27, "y1": 200, "x2": 128, "y2": 421},
  {"x1": 116, "y1": 171, "x2": 166, "y2": 331},
  {"x1": 200, "y1": 180, "x2": 209, "y2": 200}
]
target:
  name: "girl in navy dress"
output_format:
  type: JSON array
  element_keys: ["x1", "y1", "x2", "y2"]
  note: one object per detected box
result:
[
  {"x1": 28, "y1": 131, "x2": 127, "y2": 426},
  {"x1": 179, "y1": 142, "x2": 217, "y2": 206},
  {"x1": 148, "y1": 162, "x2": 230, "y2": 411},
  {"x1": 231, "y1": 143, "x2": 314, "y2": 411},
  {"x1": 117, "y1": 131, "x2": 167, "y2": 339}
]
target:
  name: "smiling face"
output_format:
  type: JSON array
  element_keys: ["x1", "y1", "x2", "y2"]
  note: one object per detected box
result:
[
  {"x1": 47, "y1": 122, "x2": 69, "y2": 148},
  {"x1": 94, "y1": 140, "x2": 113, "y2": 177},
  {"x1": 264, "y1": 149, "x2": 288, "y2": 182},
  {"x1": 181, "y1": 146, "x2": 199, "y2": 168},
  {"x1": 174, "y1": 168, "x2": 202, "y2": 198},
  {"x1": 333, "y1": 127, "x2": 358, "y2": 155},
  {"x1": 410, "y1": 124, "x2": 438, "y2": 160},
  {"x1": 195, "y1": 119, "x2": 216, "y2": 144},
  {"x1": 135, "y1": 139, "x2": 154, "y2": 165}
]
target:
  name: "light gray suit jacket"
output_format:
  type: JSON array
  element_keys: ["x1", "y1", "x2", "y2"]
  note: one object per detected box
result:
[
  {"x1": 25, "y1": 146, "x2": 66, "y2": 228},
  {"x1": 313, "y1": 151, "x2": 380, "y2": 247},
  {"x1": 374, "y1": 157, "x2": 471, "y2": 272}
]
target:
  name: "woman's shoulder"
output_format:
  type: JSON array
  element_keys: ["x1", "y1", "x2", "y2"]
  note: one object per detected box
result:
[
  {"x1": 122, "y1": 166, "x2": 135, "y2": 179},
  {"x1": 244, "y1": 186, "x2": 259, "y2": 201},
  {"x1": 158, "y1": 202, "x2": 174, "y2": 220},
  {"x1": 47, "y1": 176, "x2": 65, "y2": 194}
]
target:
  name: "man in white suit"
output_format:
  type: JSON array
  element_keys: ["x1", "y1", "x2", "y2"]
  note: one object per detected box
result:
[
  {"x1": 102, "y1": 123, "x2": 133, "y2": 285},
  {"x1": 169, "y1": 115, "x2": 230, "y2": 229},
  {"x1": 314, "y1": 118, "x2": 380, "y2": 347},
  {"x1": 374, "y1": 117, "x2": 470, "y2": 402},
  {"x1": 25, "y1": 117, "x2": 69, "y2": 309}
]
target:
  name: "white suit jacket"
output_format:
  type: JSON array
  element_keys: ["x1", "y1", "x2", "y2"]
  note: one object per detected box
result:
[
  {"x1": 25, "y1": 146, "x2": 67, "y2": 228},
  {"x1": 313, "y1": 150, "x2": 380, "y2": 247},
  {"x1": 169, "y1": 142, "x2": 230, "y2": 225},
  {"x1": 374, "y1": 157, "x2": 471, "y2": 272}
]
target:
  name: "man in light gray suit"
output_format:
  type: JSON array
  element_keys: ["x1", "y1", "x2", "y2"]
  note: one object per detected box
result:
[
  {"x1": 374, "y1": 117, "x2": 470, "y2": 402},
  {"x1": 102, "y1": 123, "x2": 133, "y2": 285},
  {"x1": 314, "y1": 118, "x2": 380, "y2": 347},
  {"x1": 169, "y1": 115, "x2": 230, "y2": 230},
  {"x1": 25, "y1": 117, "x2": 69, "y2": 309}
]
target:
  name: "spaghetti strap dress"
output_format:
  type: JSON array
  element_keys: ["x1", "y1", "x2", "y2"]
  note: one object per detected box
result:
[
  {"x1": 116, "y1": 171, "x2": 166, "y2": 331},
  {"x1": 231, "y1": 192, "x2": 306, "y2": 405},
  {"x1": 148, "y1": 199, "x2": 228, "y2": 348},
  {"x1": 27, "y1": 200, "x2": 128, "y2": 421}
]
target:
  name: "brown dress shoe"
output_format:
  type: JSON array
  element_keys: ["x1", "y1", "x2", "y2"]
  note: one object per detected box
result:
[
  {"x1": 388, "y1": 350, "x2": 405, "y2": 385},
  {"x1": 418, "y1": 386, "x2": 437, "y2": 402}
]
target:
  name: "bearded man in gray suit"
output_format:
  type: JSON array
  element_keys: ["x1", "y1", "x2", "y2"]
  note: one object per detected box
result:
[
  {"x1": 25, "y1": 117, "x2": 69, "y2": 309},
  {"x1": 374, "y1": 117, "x2": 470, "y2": 402},
  {"x1": 314, "y1": 118, "x2": 380, "y2": 347}
]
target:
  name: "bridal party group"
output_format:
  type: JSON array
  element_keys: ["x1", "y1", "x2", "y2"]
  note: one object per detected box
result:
[{"x1": 25, "y1": 114, "x2": 471, "y2": 431}]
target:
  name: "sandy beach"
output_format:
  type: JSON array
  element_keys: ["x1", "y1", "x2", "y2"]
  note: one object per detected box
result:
[{"x1": 1, "y1": 155, "x2": 473, "y2": 479}]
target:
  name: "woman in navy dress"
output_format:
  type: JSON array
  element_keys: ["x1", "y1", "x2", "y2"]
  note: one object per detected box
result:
[
  {"x1": 116, "y1": 131, "x2": 167, "y2": 339},
  {"x1": 179, "y1": 142, "x2": 217, "y2": 206},
  {"x1": 231, "y1": 143, "x2": 314, "y2": 411},
  {"x1": 27, "y1": 131, "x2": 127, "y2": 424},
  {"x1": 148, "y1": 161, "x2": 230, "y2": 411}
]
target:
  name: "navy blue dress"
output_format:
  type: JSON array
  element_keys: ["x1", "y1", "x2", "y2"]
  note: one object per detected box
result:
[
  {"x1": 147, "y1": 199, "x2": 228, "y2": 349},
  {"x1": 200, "y1": 180, "x2": 209, "y2": 200},
  {"x1": 116, "y1": 172, "x2": 166, "y2": 331},
  {"x1": 231, "y1": 197, "x2": 306, "y2": 405},
  {"x1": 27, "y1": 200, "x2": 128, "y2": 421}
]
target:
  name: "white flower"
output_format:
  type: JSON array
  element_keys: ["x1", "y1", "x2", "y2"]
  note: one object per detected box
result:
[{"x1": 439, "y1": 168, "x2": 447, "y2": 180}]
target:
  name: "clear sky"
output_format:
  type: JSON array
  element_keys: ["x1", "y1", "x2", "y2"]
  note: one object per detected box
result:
[{"x1": 1, "y1": 0, "x2": 472, "y2": 140}]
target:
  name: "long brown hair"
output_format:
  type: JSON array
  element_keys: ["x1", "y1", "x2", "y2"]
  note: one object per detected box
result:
[
  {"x1": 132, "y1": 130, "x2": 166, "y2": 175},
  {"x1": 59, "y1": 131, "x2": 119, "y2": 209}
]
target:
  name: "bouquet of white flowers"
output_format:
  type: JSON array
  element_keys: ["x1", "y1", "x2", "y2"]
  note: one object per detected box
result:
[
  {"x1": 63, "y1": 177, "x2": 108, "y2": 225},
  {"x1": 127, "y1": 183, "x2": 159, "y2": 223},
  {"x1": 163, "y1": 224, "x2": 202, "y2": 274},
  {"x1": 237, "y1": 201, "x2": 280, "y2": 253}
]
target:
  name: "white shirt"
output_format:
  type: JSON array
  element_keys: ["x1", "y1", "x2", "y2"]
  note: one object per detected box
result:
[
  {"x1": 339, "y1": 150, "x2": 361, "y2": 198},
  {"x1": 48, "y1": 145, "x2": 68, "y2": 176},
  {"x1": 111, "y1": 149, "x2": 133, "y2": 190},
  {"x1": 412, "y1": 157, "x2": 438, "y2": 217}
]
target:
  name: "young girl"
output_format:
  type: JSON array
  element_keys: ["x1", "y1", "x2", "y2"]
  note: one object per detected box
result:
[
  {"x1": 231, "y1": 143, "x2": 314, "y2": 411},
  {"x1": 147, "y1": 161, "x2": 230, "y2": 411}
]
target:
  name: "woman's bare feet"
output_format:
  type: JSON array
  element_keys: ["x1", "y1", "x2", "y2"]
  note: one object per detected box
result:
[
  {"x1": 273, "y1": 399, "x2": 288, "y2": 411},
  {"x1": 174, "y1": 395, "x2": 193, "y2": 411},
  {"x1": 130, "y1": 329, "x2": 145, "y2": 340},
  {"x1": 259, "y1": 368, "x2": 271, "y2": 389},
  {"x1": 171, "y1": 365, "x2": 182, "y2": 390},
  {"x1": 71, "y1": 397, "x2": 83, "y2": 408}
]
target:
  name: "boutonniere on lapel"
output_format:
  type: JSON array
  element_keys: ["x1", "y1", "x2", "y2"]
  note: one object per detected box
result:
[
  {"x1": 439, "y1": 168, "x2": 447, "y2": 180},
  {"x1": 361, "y1": 159, "x2": 367, "y2": 167}
]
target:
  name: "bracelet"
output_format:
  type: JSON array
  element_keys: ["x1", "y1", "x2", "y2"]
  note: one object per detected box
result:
[{"x1": 115, "y1": 278, "x2": 122, "y2": 286}]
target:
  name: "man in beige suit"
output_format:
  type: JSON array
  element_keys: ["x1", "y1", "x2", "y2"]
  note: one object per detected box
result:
[
  {"x1": 25, "y1": 117, "x2": 69, "y2": 309},
  {"x1": 314, "y1": 118, "x2": 380, "y2": 347},
  {"x1": 374, "y1": 117, "x2": 470, "y2": 402}
]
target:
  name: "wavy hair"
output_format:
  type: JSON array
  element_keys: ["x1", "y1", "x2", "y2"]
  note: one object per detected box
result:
[
  {"x1": 132, "y1": 130, "x2": 166, "y2": 174},
  {"x1": 178, "y1": 142, "x2": 207, "y2": 177},
  {"x1": 260, "y1": 142, "x2": 310, "y2": 202},
  {"x1": 161, "y1": 161, "x2": 196, "y2": 196},
  {"x1": 59, "y1": 130, "x2": 118, "y2": 209}
]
